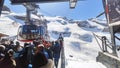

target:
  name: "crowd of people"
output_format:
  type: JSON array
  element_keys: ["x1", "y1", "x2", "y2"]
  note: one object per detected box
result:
[{"x1": 0, "y1": 34, "x2": 64, "y2": 68}]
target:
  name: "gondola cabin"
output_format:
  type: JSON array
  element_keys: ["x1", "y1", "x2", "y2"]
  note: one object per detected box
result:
[
  {"x1": 17, "y1": 25, "x2": 38, "y2": 42},
  {"x1": 17, "y1": 25, "x2": 46, "y2": 42}
]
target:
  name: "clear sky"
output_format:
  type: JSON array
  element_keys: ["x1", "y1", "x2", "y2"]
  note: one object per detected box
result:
[{"x1": 4, "y1": 0, "x2": 104, "y2": 20}]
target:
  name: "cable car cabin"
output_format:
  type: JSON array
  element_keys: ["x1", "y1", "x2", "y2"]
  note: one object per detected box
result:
[
  {"x1": 17, "y1": 25, "x2": 38, "y2": 42},
  {"x1": 17, "y1": 25, "x2": 47, "y2": 42}
]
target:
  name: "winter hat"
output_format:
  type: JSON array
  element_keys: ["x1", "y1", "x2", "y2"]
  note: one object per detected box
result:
[
  {"x1": 7, "y1": 49, "x2": 14, "y2": 57},
  {"x1": 0, "y1": 45, "x2": 5, "y2": 52},
  {"x1": 0, "y1": 53, "x2": 5, "y2": 59},
  {"x1": 37, "y1": 44, "x2": 44, "y2": 48}
]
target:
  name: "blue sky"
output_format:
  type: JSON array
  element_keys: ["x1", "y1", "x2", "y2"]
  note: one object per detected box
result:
[{"x1": 4, "y1": 0, "x2": 104, "y2": 20}]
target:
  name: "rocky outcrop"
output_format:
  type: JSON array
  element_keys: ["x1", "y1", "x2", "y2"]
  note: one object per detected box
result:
[
  {"x1": 2, "y1": 5, "x2": 11, "y2": 12},
  {"x1": 14, "y1": 15, "x2": 26, "y2": 21}
]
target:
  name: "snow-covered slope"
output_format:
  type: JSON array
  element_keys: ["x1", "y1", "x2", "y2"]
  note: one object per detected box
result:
[
  {"x1": 0, "y1": 12, "x2": 21, "y2": 36},
  {"x1": 0, "y1": 11, "x2": 107, "y2": 68},
  {"x1": 45, "y1": 16, "x2": 107, "y2": 68}
]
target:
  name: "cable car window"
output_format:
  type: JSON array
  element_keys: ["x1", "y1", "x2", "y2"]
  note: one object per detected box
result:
[
  {"x1": 22, "y1": 25, "x2": 38, "y2": 34},
  {"x1": 17, "y1": 25, "x2": 39, "y2": 40},
  {"x1": 38, "y1": 26, "x2": 45, "y2": 35},
  {"x1": 18, "y1": 26, "x2": 22, "y2": 35}
]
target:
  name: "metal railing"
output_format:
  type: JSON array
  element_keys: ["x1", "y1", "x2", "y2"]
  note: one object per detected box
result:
[{"x1": 93, "y1": 32, "x2": 112, "y2": 53}]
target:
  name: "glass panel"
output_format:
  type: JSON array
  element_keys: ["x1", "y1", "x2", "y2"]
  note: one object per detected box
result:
[
  {"x1": 38, "y1": 26, "x2": 45, "y2": 35},
  {"x1": 102, "y1": 0, "x2": 120, "y2": 32},
  {"x1": 103, "y1": 0, "x2": 120, "y2": 24}
]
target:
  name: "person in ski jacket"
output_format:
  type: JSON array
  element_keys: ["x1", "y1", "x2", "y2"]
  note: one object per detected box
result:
[
  {"x1": 0, "y1": 45, "x2": 5, "y2": 61},
  {"x1": 58, "y1": 33, "x2": 64, "y2": 47},
  {"x1": 0, "y1": 49, "x2": 16, "y2": 68},
  {"x1": 52, "y1": 40, "x2": 61, "y2": 68},
  {"x1": 32, "y1": 43, "x2": 54, "y2": 68},
  {"x1": 32, "y1": 44, "x2": 48, "y2": 68}
]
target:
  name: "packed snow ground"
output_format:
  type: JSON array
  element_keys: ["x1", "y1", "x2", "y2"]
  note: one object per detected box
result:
[{"x1": 0, "y1": 12, "x2": 107, "y2": 68}]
